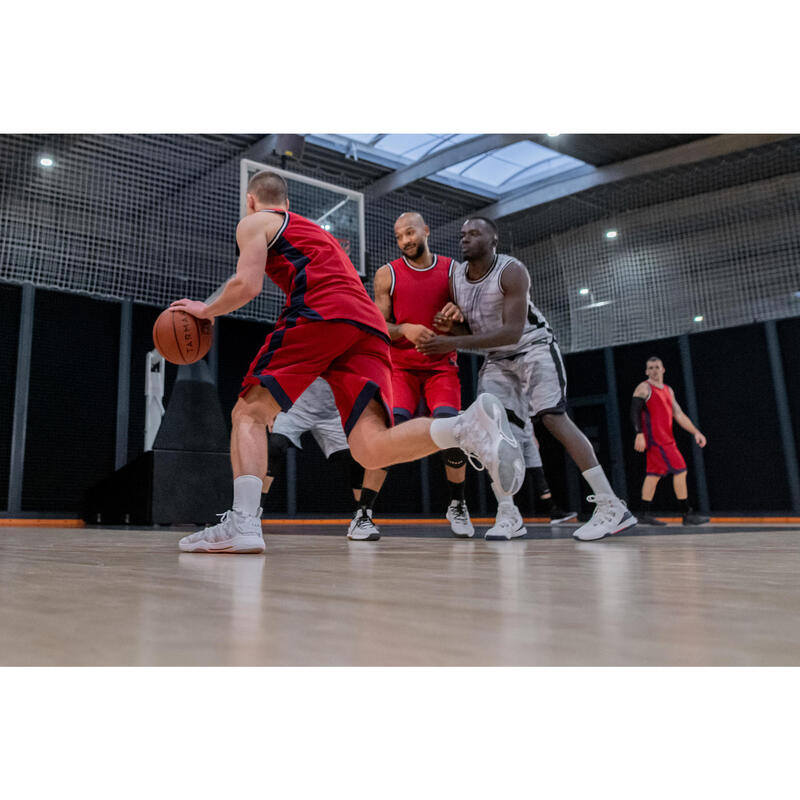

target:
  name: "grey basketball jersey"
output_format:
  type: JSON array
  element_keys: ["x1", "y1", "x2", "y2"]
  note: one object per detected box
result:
[{"x1": 451, "y1": 253, "x2": 552, "y2": 359}]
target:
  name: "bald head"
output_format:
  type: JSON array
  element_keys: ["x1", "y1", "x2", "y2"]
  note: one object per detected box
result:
[
  {"x1": 394, "y1": 211, "x2": 431, "y2": 263},
  {"x1": 395, "y1": 211, "x2": 426, "y2": 228}
]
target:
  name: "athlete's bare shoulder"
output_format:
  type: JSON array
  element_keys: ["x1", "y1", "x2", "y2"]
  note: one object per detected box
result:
[
  {"x1": 633, "y1": 381, "x2": 651, "y2": 399},
  {"x1": 236, "y1": 210, "x2": 283, "y2": 245},
  {"x1": 499, "y1": 257, "x2": 530, "y2": 294}
]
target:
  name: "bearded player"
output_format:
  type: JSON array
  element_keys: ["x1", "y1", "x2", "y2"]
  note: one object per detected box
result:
[{"x1": 355, "y1": 212, "x2": 473, "y2": 538}]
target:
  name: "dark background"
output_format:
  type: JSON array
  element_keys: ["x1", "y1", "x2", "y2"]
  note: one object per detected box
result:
[{"x1": 1, "y1": 288, "x2": 797, "y2": 515}]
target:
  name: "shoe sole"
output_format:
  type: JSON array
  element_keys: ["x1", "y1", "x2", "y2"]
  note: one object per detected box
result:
[
  {"x1": 485, "y1": 525, "x2": 527, "y2": 541},
  {"x1": 475, "y1": 394, "x2": 525, "y2": 496},
  {"x1": 179, "y1": 535, "x2": 265, "y2": 554},
  {"x1": 572, "y1": 512, "x2": 638, "y2": 542},
  {"x1": 347, "y1": 531, "x2": 381, "y2": 541},
  {"x1": 550, "y1": 513, "x2": 578, "y2": 525}
]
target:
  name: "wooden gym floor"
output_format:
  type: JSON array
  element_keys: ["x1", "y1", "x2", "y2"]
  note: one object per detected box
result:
[{"x1": 1, "y1": 522, "x2": 799, "y2": 666}]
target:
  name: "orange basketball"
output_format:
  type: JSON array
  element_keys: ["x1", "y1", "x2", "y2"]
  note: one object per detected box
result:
[{"x1": 152, "y1": 309, "x2": 213, "y2": 364}]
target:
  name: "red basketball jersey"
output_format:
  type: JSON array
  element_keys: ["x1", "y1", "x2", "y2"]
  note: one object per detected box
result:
[
  {"x1": 261, "y1": 209, "x2": 388, "y2": 340},
  {"x1": 388, "y1": 255, "x2": 456, "y2": 370},
  {"x1": 642, "y1": 382, "x2": 675, "y2": 446}
]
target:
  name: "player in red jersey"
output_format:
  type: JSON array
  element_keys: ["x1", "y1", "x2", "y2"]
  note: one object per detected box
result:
[
  {"x1": 631, "y1": 356, "x2": 709, "y2": 526},
  {"x1": 353, "y1": 212, "x2": 473, "y2": 539},
  {"x1": 169, "y1": 171, "x2": 523, "y2": 553}
]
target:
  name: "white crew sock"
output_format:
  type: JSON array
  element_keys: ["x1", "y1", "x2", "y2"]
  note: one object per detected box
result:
[
  {"x1": 491, "y1": 481, "x2": 515, "y2": 508},
  {"x1": 233, "y1": 475, "x2": 263, "y2": 516},
  {"x1": 430, "y1": 416, "x2": 459, "y2": 449},
  {"x1": 582, "y1": 465, "x2": 615, "y2": 498}
]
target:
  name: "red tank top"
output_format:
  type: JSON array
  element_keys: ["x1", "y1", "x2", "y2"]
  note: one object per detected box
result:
[
  {"x1": 388, "y1": 255, "x2": 456, "y2": 370},
  {"x1": 262, "y1": 210, "x2": 389, "y2": 341},
  {"x1": 642, "y1": 382, "x2": 675, "y2": 446}
]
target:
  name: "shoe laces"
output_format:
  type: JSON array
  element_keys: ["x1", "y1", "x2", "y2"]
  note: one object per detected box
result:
[
  {"x1": 495, "y1": 502, "x2": 520, "y2": 525},
  {"x1": 453, "y1": 418, "x2": 487, "y2": 473},
  {"x1": 585, "y1": 494, "x2": 620, "y2": 526},
  {"x1": 450, "y1": 500, "x2": 469, "y2": 523},
  {"x1": 355, "y1": 508, "x2": 374, "y2": 528}
]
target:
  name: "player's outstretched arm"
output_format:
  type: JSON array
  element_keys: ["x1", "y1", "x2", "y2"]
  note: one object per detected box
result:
[
  {"x1": 170, "y1": 214, "x2": 274, "y2": 320},
  {"x1": 671, "y1": 389, "x2": 707, "y2": 447}
]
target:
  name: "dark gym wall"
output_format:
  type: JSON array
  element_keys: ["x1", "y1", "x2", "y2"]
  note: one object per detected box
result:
[
  {"x1": 21, "y1": 290, "x2": 120, "y2": 511},
  {"x1": 0, "y1": 285, "x2": 798, "y2": 514},
  {"x1": 0, "y1": 283, "x2": 22, "y2": 510}
]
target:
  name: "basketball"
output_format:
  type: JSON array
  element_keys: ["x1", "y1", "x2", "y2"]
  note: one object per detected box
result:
[{"x1": 152, "y1": 308, "x2": 213, "y2": 364}]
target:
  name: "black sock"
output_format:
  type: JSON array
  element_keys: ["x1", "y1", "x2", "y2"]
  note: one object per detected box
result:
[
  {"x1": 448, "y1": 480, "x2": 465, "y2": 503},
  {"x1": 538, "y1": 494, "x2": 555, "y2": 513},
  {"x1": 678, "y1": 498, "x2": 691, "y2": 514},
  {"x1": 359, "y1": 488, "x2": 378, "y2": 511},
  {"x1": 641, "y1": 499, "x2": 653, "y2": 514}
]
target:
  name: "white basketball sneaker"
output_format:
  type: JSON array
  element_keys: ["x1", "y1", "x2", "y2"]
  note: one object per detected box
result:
[
  {"x1": 453, "y1": 394, "x2": 525, "y2": 496},
  {"x1": 484, "y1": 502, "x2": 527, "y2": 540},
  {"x1": 446, "y1": 499, "x2": 475, "y2": 538},
  {"x1": 572, "y1": 495, "x2": 638, "y2": 541},
  {"x1": 348, "y1": 508, "x2": 381, "y2": 541},
  {"x1": 179, "y1": 508, "x2": 265, "y2": 553}
]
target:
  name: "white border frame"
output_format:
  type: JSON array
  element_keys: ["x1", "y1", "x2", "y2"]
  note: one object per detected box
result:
[{"x1": 240, "y1": 159, "x2": 366, "y2": 276}]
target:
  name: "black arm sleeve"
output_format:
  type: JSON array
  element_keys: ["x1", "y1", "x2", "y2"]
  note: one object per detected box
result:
[{"x1": 630, "y1": 396, "x2": 645, "y2": 433}]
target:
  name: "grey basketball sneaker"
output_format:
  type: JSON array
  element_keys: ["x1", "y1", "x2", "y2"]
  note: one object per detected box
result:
[{"x1": 453, "y1": 394, "x2": 525, "y2": 496}]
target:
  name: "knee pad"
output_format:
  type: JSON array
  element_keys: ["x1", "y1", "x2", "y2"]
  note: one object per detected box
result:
[
  {"x1": 328, "y1": 449, "x2": 365, "y2": 490},
  {"x1": 441, "y1": 447, "x2": 466, "y2": 470},
  {"x1": 267, "y1": 433, "x2": 291, "y2": 479}
]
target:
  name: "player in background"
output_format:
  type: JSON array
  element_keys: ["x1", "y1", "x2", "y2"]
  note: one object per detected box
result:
[
  {"x1": 422, "y1": 216, "x2": 635, "y2": 542},
  {"x1": 357, "y1": 212, "x2": 474, "y2": 537},
  {"x1": 632, "y1": 357, "x2": 709, "y2": 525},
  {"x1": 170, "y1": 172, "x2": 523, "y2": 553},
  {"x1": 263, "y1": 377, "x2": 378, "y2": 539}
]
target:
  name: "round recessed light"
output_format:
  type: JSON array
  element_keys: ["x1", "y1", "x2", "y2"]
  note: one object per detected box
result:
[
  {"x1": 39, "y1": 156, "x2": 55, "y2": 168},
  {"x1": 579, "y1": 288, "x2": 590, "y2": 296},
  {"x1": 605, "y1": 230, "x2": 618, "y2": 239},
  {"x1": 547, "y1": 133, "x2": 560, "y2": 138},
  {"x1": 693, "y1": 315, "x2": 704, "y2": 323}
]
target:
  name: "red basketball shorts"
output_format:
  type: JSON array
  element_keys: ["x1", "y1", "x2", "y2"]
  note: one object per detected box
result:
[
  {"x1": 391, "y1": 365, "x2": 461, "y2": 421},
  {"x1": 646, "y1": 440, "x2": 687, "y2": 476},
  {"x1": 240, "y1": 319, "x2": 394, "y2": 436}
]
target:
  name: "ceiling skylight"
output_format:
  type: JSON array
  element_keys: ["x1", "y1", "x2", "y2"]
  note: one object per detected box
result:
[{"x1": 307, "y1": 134, "x2": 589, "y2": 199}]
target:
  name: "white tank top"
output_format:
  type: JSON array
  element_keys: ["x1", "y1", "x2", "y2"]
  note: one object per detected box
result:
[{"x1": 451, "y1": 253, "x2": 553, "y2": 359}]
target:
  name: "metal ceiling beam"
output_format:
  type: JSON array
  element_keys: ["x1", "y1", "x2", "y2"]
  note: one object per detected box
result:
[
  {"x1": 478, "y1": 134, "x2": 794, "y2": 220},
  {"x1": 364, "y1": 134, "x2": 534, "y2": 199}
]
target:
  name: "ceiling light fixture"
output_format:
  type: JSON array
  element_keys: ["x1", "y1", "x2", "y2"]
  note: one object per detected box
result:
[{"x1": 605, "y1": 230, "x2": 618, "y2": 239}]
